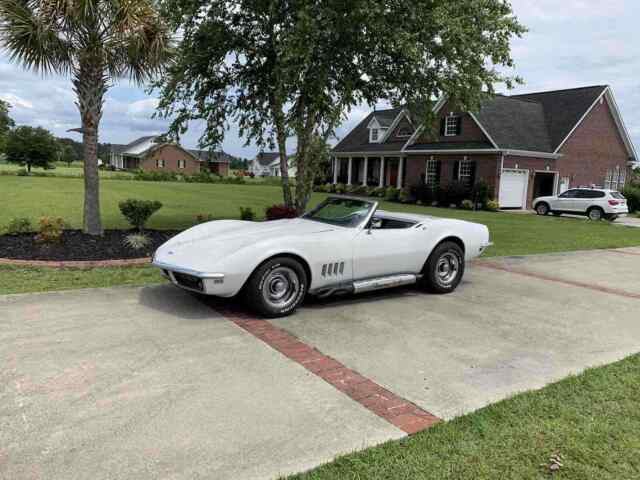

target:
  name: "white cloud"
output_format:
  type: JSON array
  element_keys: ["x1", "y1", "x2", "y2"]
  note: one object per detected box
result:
[{"x1": 0, "y1": 93, "x2": 33, "y2": 109}]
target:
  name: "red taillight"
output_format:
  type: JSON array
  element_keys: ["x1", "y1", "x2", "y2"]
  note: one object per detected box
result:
[{"x1": 608, "y1": 200, "x2": 620, "y2": 206}]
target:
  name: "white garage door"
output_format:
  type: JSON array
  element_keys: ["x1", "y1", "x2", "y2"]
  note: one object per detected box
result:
[{"x1": 499, "y1": 169, "x2": 528, "y2": 208}]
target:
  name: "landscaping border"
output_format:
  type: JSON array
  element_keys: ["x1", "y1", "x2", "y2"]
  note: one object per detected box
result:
[{"x1": 0, "y1": 257, "x2": 151, "y2": 269}]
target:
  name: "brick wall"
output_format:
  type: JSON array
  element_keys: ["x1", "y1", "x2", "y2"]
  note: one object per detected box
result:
[
  {"x1": 405, "y1": 154, "x2": 499, "y2": 193},
  {"x1": 557, "y1": 96, "x2": 630, "y2": 188},
  {"x1": 141, "y1": 145, "x2": 201, "y2": 174}
]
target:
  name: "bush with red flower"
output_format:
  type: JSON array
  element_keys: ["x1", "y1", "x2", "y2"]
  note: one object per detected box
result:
[{"x1": 265, "y1": 204, "x2": 298, "y2": 220}]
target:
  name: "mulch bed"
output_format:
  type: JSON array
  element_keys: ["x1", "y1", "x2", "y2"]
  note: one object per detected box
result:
[{"x1": 0, "y1": 229, "x2": 180, "y2": 261}]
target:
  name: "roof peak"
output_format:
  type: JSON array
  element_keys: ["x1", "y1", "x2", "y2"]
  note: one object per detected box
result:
[{"x1": 509, "y1": 85, "x2": 607, "y2": 98}]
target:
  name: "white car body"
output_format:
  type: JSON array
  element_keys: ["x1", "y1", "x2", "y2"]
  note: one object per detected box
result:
[
  {"x1": 533, "y1": 188, "x2": 629, "y2": 220},
  {"x1": 152, "y1": 197, "x2": 491, "y2": 302}
]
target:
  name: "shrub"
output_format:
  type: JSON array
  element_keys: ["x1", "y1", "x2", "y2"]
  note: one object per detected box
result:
[
  {"x1": 118, "y1": 199, "x2": 163, "y2": 230},
  {"x1": 4, "y1": 217, "x2": 32, "y2": 235},
  {"x1": 461, "y1": 199, "x2": 474, "y2": 210},
  {"x1": 133, "y1": 170, "x2": 179, "y2": 182},
  {"x1": 485, "y1": 199, "x2": 500, "y2": 211},
  {"x1": 327, "y1": 183, "x2": 337, "y2": 193},
  {"x1": 411, "y1": 185, "x2": 437, "y2": 205},
  {"x1": 335, "y1": 183, "x2": 346, "y2": 194},
  {"x1": 239, "y1": 206, "x2": 256, "y2": 221},
  {"x1": 16, "y1": 168, "x2": 28, "y2": 176},
  {"x1": 398, "y1": 188, "x2": 412, "y2": 203},
  {"x1": 470, "y1": 180, "x2": 493, "y2": 206},
  {"x1": 438, "y1": 181, "x2": 470, "y2": 207},
  {"x1": 122, "y1": 233, "x2": 152, "y2": 251},
  {"x1": 622, "y1": 186, "x2": 640, "y2": 213},
  {"x1": 265, "y1": 204, "x2": 298, "y2": 220},
  {"x1": 195, "y1": 213, "x2": 214, "y2": 224},
  {"x1": 370, "y1": 187, "x2": 386, "y2": 198},
  {"x1": 35, "y1": 216, "x2": 65, "y2": 243},
  {"x1": 350, "y1": 185, "x2": 368, "y2": 196},
  {"x1": 384, "y1": 186, "x2": 400, "y2": 202}
]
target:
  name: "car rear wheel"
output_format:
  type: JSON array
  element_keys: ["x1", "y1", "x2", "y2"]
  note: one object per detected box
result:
[
  {"x1": 535, "y1": 202, "x2": 550, "y2": 216},
  {"x1": 420, "y1": 241, "x2": 465, "y2": 294},
  {"x1": 245, "y1": 257, "x2": 308, "y2": 318},
  {"x1": 587, "y1": 207, "x2": 604, "y2": 221}
]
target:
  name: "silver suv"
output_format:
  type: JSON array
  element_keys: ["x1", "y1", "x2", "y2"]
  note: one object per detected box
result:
[{"x1": 533, "y1": 188, "x2": 629, "y2": 221}]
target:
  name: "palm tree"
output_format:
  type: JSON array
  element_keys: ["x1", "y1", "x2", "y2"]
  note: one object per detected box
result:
[{"x1": 0, "y1": 0, "x2": 172, "y2": 235}]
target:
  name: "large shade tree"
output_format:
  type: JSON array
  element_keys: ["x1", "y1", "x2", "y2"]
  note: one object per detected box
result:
[
  {"x1": 0, "y1": 0, "x2": 172, "y2": 234},
  {"x1": 5, "y1": 125, "x2": 59, "y2": 172},
  {"x1": 155, "y1": 0, "x2": 525, "y2": 212},
  {"x1": 0, "y1": 99, "x2": 14, "y2": 153}
]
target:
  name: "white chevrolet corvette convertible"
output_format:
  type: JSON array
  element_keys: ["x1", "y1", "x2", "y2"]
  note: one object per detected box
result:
[{"x1": 152, "y1": 196, "x2": 491, "y2": 317}]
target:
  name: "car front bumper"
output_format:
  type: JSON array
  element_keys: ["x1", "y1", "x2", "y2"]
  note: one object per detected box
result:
[{"x1": 152, "y1": 260, "x2": 230, "y2": 296}]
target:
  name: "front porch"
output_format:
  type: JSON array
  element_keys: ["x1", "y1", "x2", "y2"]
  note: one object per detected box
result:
[{"x1": 330, "y1": 156, "x2": 406, "y2": 188}]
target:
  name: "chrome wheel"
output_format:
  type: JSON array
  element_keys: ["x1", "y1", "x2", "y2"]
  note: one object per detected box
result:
[
  {"x1": 261, "y1": 266, "x2": 301, "y2": 310},
  {"x1": 436, "y1": 252, "x2": 460, "y2": 287}
]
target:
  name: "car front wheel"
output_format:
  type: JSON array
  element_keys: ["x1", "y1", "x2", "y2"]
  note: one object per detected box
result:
[
  {"x1": 535, "y1": 202, "x2": 550, "y2": 215},
  {"x1": 245, "y1": 257, "x2": 308, "y2": 318},
  {"x1": 421, "y1": 241, "x2": 465, "y2": 294}
]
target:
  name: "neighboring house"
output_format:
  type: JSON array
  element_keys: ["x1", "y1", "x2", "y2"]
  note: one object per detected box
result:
[
  {"x1": 331, "y1": 85, "x2": 637, "y2": 208},
  {"x1": 249, "y1": 152, "x2": 296, "y2": 177},
  {"x1": 109, "y1": 136, "x2": 232, "y2": 176}
]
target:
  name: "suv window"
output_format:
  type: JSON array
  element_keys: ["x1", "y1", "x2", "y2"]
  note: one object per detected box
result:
[
  {"x1": 610, "y1": 192, "x2": 626, "y2": 200},
  {"x1": 559, "y1": 189, "x2": 578, "y2": 198},
  {"x1": 576, "y1": 189, "x2": 605, "y2": 199}
]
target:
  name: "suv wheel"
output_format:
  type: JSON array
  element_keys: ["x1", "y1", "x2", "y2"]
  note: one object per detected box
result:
[
  {"x1": 535, "y1": 202, "x2": 550, "y2": 216},
  {"x1": 587, "y1": 207, "x2": 604, "y2": 221}
]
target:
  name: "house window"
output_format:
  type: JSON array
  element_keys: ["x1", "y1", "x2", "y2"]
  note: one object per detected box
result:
[
  {"x1": 370, "y1": 128, "x2": 379, "y2": 143},
  {"x1": 425, "y1": 157, "x2": 441, "y2": 186},
  {"x1": 178, "y1": 159, "x2": 186, "y2": 169},
  {"x1": 605, "y1": 166, "x2": 626, "y2": 190},
  {"x1": 458, "y1": 158, "x2": 474, "y2": 186},
  {"x1": 445, "y1": 116, "x2": 460, "y2": 136},
  {"x1": 156, "y1": 159, "x2": 165, "y2": 168}
]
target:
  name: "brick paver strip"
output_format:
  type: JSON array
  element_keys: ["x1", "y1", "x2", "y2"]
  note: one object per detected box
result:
[
  {"x1": 220, "y1": 308, "x2": 441, "y2": 435},
  {"x1": 478, "y1": 261, "x2": 640, "y2": 300},
  {"x1": 606, "y1": 249, "x2": 640, "y2": 257},
  {"x1": 0, "y1": 257, "x2": 151, "y2": 269}
]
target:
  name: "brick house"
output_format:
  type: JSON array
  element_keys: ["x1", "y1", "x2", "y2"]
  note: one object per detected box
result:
[
  {"x1": 110, "y1": 136, "x2": 232, "y2": 176},
  {"x1": 331, "y1": 86, "x2": 637, "y2": 208}
]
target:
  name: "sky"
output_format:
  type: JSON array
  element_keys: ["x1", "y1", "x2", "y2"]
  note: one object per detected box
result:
[{"x1": 0, "y1": 0, "x2": 638, "y2": 160}]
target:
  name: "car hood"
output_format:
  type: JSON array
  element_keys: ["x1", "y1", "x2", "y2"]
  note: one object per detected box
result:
[{"x1": 154, "y1": 218, "x2": 335, "y2": 271}]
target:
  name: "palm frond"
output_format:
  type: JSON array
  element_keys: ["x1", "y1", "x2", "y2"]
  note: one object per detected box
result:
[{"x1": 0, "y1": 0, "x2": 74, "y2": 75}]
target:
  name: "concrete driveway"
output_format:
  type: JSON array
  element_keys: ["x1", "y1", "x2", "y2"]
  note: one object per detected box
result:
[{"x1": 3, "y1": 247, "x2": 640, "y2": 479}]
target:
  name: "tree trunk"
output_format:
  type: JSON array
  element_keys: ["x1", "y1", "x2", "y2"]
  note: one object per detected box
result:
[
  {"x1": 27, "y1": 162, "x2": 31, "y2": 173},
  {"x1": 269, "y1": 92, "x2": 292, "y2": 208},
  {"x1": 73, "y1": 65, "x2": 106, "y2": 236}
]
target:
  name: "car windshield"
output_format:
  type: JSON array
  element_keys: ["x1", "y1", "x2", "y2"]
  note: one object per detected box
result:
[
  {"x1": 610, "y1": 192, "x2": 625, "y2": 200},
  {"x1": 303, "y1": 197, "x2": 374, "y2": 228}
]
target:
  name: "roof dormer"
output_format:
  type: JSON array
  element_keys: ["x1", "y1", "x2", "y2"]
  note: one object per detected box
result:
[{"x1": 367, "y1": 116, "x2": 387, "y2": 143}]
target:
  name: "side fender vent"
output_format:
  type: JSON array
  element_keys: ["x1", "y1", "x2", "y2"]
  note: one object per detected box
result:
[{"x1": 322, "y1": 261, "x2": 345, "y2": 277}]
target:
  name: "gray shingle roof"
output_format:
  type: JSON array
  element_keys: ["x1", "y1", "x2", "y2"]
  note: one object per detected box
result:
[
  {"x1": 333, "y1": 86, "x2": 609, "y2": 155},
  {"x1": 405, "y1": 141, "x2": 494, "y2": 151},
  {"x1": 187, "y1": 149, "x2": 234, "y2": 163},
  {"x1": 509, "y1": 85, "x2": 607, "y2": 151},
  {"x1": 254, "y1": 152, "x2": 280, "y2": 166},
  {"x1": 475, "y1": 96, "x2": 552, "y2": 152},
  {"x1": 333, "y1": 108, "x2": 403, "y2": 153}
]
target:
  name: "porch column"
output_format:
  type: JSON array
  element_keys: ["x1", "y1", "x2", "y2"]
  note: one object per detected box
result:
[
  {"x1": 397, "y1": 157, "x2": 404, "y2": 189},
  {"x1": 379, "y1": 157, "x2": 385, "y2": 188},
  {"x1": 362, "y1": 157, "x2": 368, "y2": 186},
  {"x1": 347, "y1": 157, "x2": 353, "y2": 185},
  {"x1": 333, "y1": 157, "x2": 339, "y2": 184}
]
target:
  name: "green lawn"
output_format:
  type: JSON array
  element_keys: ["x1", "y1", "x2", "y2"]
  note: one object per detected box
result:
[
  {"x1": 0, "y1": 162, "x2": 136, "y2": 179},
  {"x1": 2, "y1": 176, "x2": 640, "y2": 257},
  {"x1": 287, "y1": 354, "x2": 640, "y2": 480}
]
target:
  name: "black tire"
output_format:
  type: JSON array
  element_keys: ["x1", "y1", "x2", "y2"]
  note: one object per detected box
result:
[
  {"x1": 535, "y1": 202, "x2": 550, "y2": 216},
  {"x1": 587, "y1": 207, "x2": 604, "y2": 221},
  {"x1": 420, "y1": 241, "x2": 465, "y2": 294},
  {"x1": 244, "y1": 256, "x2": 307, "y2": 318}
]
